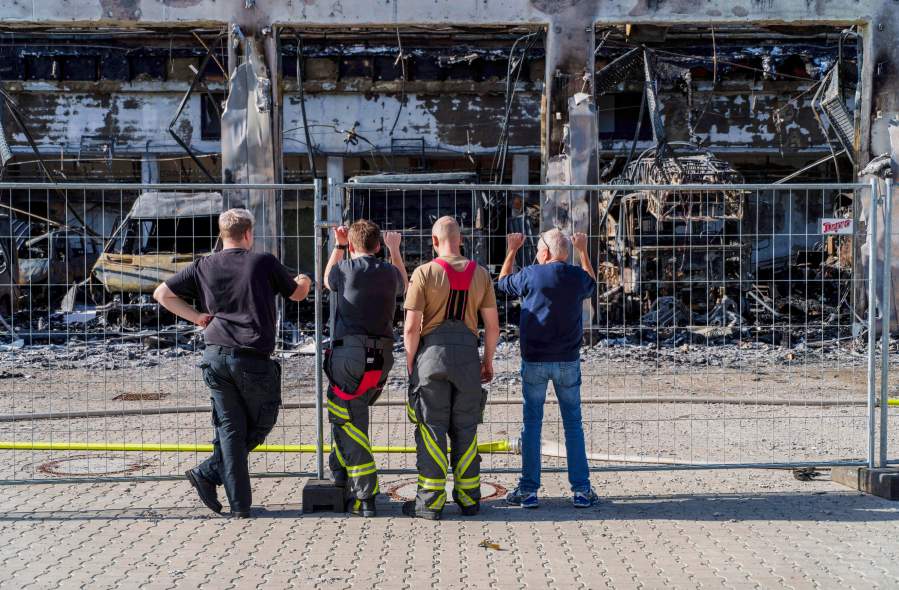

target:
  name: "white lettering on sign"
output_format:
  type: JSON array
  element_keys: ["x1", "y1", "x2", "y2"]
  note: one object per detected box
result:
[{"x1": 821, "y1": 218, "x2": 853, "y2": 235}]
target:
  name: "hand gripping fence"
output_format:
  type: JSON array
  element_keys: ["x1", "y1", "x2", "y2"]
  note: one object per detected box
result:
[{"x1": 0, "y1": 180, "x2": 893, "y2": 484}]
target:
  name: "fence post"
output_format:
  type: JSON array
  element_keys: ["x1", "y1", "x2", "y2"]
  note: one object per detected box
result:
[
  {"x1": 313, "y1": 178, "x2": 325, "y2": 479},
  {"x1": 880, "y1": 180, "x2": 893, "y2": 468},
  {"x1": 867, "y1": 178, "x2": 880, "y2": 469}
]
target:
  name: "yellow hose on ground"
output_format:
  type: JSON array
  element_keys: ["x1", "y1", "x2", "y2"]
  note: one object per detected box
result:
[{"x1": 0, "y1": 440, "x2": 511, "y2": 454}]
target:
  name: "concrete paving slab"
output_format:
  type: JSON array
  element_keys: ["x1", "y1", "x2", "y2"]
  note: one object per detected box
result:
[{"x1": 1, "y1": 470, "x2": 899, "y2": 588}]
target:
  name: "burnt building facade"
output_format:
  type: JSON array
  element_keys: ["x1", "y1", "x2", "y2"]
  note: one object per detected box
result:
[{"x1": 0, "y1": 0, "x2": 895, "y2": 327}]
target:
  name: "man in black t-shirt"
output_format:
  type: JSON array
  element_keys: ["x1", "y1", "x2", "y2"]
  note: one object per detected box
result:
[
  {"x1": 153, "y1": 208, "x2": 311, "y2": 518},
  {"x1": 323, "y1": 219, "x2": 407, "y2": 516}
]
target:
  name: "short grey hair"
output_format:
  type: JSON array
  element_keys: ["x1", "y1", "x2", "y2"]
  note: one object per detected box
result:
[
  {"x1": 219, "y1": 208, "x2": 255, "y2": 240},
  {"x1": 539, "y1": 228, "x2": 570, "y2": 259}
]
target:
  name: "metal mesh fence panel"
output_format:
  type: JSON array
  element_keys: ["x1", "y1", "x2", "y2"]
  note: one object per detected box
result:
[
  {"x1": 0, "y1": 180, "x2": 889, "y2": 484},
  {"x1": 0, "y1": 183, "x2": 317, "y2": 482},
  {"x1": 338, "y1": 181, "x2": 887, "y2": 476}
]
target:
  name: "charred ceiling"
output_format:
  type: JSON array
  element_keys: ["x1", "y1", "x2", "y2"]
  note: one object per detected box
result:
[{"x1": 0, "y1": 23, "x2": 869, "y2": 185}]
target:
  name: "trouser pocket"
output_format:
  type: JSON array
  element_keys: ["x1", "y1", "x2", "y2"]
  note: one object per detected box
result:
[
  {"x1": 240, "y1": 358, "x2": 282, "y2": 449},
  {"x1": 247, "y1": 400, "x2": 280, "y2": 449}
]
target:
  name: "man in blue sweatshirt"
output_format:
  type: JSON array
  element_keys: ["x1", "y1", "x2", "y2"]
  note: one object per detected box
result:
[{"x1": 497, "y1": 229, "x2": 598, "y2": 509}]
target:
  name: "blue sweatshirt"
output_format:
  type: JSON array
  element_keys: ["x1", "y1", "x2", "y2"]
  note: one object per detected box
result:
[{"x1": 497, "y1": 262, "x2": 596, "y2": 362}]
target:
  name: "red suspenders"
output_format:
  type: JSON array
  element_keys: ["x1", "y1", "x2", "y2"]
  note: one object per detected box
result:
[{"x1": 432, "y1": 258, "x2": 476, "y2": 322}]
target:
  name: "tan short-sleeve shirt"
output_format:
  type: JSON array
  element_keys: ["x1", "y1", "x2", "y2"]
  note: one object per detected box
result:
[{"x1": 404, "y1": 255, "x2": 496, "y2": 337}]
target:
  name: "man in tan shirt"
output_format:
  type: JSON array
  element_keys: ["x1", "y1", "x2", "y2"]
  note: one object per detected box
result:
[{"x1": 402, "y1": 216, "x2": 499, "y2": 520}]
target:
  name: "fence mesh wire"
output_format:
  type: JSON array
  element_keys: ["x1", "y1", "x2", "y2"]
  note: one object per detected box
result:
[
  {"x1": 340, "y1": 181, "x2": 885, "y2": 475},
  {"x1": 0, "y1": 181, "x2": 891, "y2": 483}
]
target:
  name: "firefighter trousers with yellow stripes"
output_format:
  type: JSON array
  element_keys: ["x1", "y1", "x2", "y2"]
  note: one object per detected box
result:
[
  {"x1": 326, "y1": 342, "x2": 392, "y2": 501},
  {"x1": 407, "y1": 322, "x2": 485, "y2": 515}
]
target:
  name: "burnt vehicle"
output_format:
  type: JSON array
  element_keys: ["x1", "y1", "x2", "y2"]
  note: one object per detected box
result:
[
  {"x1": 593, "y1": 47, "x2": 750, "y2": 323},
  {"x1": 597, "y1": 143, "x2": 749, "y2": 322},
  {"x1": 17, "y1": 227, "x2": 102, "y2": 307},
  {"x1": 91, "y1": 191, "x2": 223, "y2": 322},
  {"x1": 343, "y1": 172, "x2": 502, "y2": 271}
]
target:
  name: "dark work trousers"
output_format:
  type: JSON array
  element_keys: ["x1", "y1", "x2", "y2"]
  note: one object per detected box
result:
[
  {"x1": 195, "y1": 344, "x2": 282, "y2": 513},
  {"x1": 407, "y1": 321, "x2": 485, "y2": 515},
  {"x1": 325, "y1": 335, "x2": 394, "y2": 501}
]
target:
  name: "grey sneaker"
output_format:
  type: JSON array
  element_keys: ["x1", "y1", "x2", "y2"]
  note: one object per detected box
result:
[
  {"x1": 505, "y1": 487, "x2": 539, "y2": 509},
  {"x1": 572, "y1": 489, "x2": 599, "y2": 508}
]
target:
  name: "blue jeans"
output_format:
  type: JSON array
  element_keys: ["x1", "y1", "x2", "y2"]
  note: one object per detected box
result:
[{"x1": 518, "y1": 360, "x2": 590, "y2": 494}]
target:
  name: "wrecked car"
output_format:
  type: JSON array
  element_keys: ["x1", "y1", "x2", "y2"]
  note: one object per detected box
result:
[
  {"x1": 17, "y1": 227, "x2": 102, "y2": 307},
  {"x1": 91, "y1": 192, "x2": 223, "y2": 320},
  {"x1": 597, "y1": 143, "x2": 749, "y2": 321}
]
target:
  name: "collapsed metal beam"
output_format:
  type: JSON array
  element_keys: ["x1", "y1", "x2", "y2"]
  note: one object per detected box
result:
[{"x1": 167, "y1": 34, "x2": 223, "y2": 182}]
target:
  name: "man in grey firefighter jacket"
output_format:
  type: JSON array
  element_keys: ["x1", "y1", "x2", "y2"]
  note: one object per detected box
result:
[
  {"x1": 402, "y1": 216, "x2": 500, "y2": 520},
  {"x1": 324, "y1": 219, "x2": 407, "y2": 517}
]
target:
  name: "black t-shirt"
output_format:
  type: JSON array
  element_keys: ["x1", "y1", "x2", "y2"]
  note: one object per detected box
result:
[
  {"x1": 166, "y1": 248, "x2": 296, "y2": 354},
  {"x1": 328, "y1": 255, "x2": 404, "y2": 339}
]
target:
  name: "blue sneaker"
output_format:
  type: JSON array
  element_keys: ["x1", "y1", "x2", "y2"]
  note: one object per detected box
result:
[
  {"x1": 572, "y1": 489, "x2": 599, "y2": 508},
  {"x1": 505, "y1": 487, "x2": 539, "y2": 509}
]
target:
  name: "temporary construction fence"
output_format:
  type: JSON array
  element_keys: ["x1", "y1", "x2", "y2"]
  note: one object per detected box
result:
[{"x1": 0, "y1": 180, "x2": 893, "y2": 485}]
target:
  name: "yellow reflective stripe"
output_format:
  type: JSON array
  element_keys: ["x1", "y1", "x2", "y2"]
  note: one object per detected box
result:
[
  {"x1": 373, "y1": 482, "x2": 380, "y2": 495},
  {"x1": 455, "y1": 488, "x2": 476, "y2": 506},
  {"x1": 349, "y1": 466, "x2": 377, "y2": 478},
  {"x1": 418, "y1": 475, "x2": 445, "y2": 484},
  {"x1": 427, "y1": 492, "x2": 446, "y2": 511},
  {"x1": 343, "y1": 421, "x2": 371, "y2": 446},
  {"x1": 327, "y1": 399, "x2": 349, "y2": 415},
  {"x1": 346, "y1": 461, "x2": 376, "y2": 476},
  {"x1": 418, "y1": 425, "x2": 448, "y2": 475},
  {"x1": 405, "y1": 403, "x2": 418, "y2": 424},
  {"x1": 418, "y1": 475, "x2": 446, "y2": 491},
  {"x1": 353, "y1": 499, "x2": 361, "y2": 511},
  {"x1": 327, "y1": 400, "x2": 349, "y2": 419},
  {"x1": 328, "y1": 408, "x2": 349, "y2": 422},
  {"x1": 341, "y1": 423, "x2": 372, "y2": 455},
  {"x1": 333, "y1": 443, "x2": 346, "y2": 468},
  {"x1": 454, "y1": 475, "x2": 480, "y2": 490},
  {"x1": 453, "y1": 436, "x2": 479, "y2": 478}
]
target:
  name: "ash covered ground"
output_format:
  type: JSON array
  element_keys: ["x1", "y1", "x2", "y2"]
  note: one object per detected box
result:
[{"x1": 0, "y1": 322, "x2": 894, "y2": 482}]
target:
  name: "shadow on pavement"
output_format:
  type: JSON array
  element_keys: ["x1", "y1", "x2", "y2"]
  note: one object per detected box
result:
[
  {"x1": 3, "y1": 490, "x2": 897, "y2": 522},
  {"x1": 474, "y1": 491, "x2": 899, "y2": 523}
]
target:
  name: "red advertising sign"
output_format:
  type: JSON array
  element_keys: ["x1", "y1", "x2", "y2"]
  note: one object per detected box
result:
[{"x1": 821, "y1": 218, "x2": 853, "y2": 235}]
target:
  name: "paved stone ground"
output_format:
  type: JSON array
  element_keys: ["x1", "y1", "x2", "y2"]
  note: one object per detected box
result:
[{"x1": 1, "y1": 469, "x2": 898, "y2": 589}]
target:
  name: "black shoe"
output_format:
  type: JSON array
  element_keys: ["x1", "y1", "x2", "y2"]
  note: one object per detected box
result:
[
  {"x1": 230, "y1": 510, "x2": 251, "y2": 519},
  {"x1": 185, "y1": 469, "x2": 222, "y2": 514},
  {"x1": 401, "y1": 500, "x2": 441, "y2": 521},
  {"x1": 347, "y1": 498, "x2": 376, "y2": 517},
  {"x1": 459, "y1": 503, "x2": 480, "y2": 516}
]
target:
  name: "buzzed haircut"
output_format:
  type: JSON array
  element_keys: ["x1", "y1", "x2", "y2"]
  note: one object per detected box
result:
[
  {"x1": 219, "y1": 208, "x2": 255, "y2": 241},
  {"x1": 349, "y1": 219, "x2": 381, "y2": 253},
  {"x1": 432, "y1": 216, "x2": 461, "y2": 242}
]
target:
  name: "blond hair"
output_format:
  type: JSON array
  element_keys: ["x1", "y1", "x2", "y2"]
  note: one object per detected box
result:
[
  {"x1": 348, "y1": 219, "x2": 381, "y2": 253},
  {"x1": 218, "y1": 208, "x2": 255, "y2": 241}
]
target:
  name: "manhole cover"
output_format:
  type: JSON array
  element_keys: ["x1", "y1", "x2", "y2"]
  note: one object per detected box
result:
[
  {"x1": 113, "y1": 393, "x2": 168, "y2": 401},
  {"x1": 387, "y1": 478, "x2": 506, "y2": 503},
  {"x1": 38, "y1": 454, "x2": 153, "y2": 477}
]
